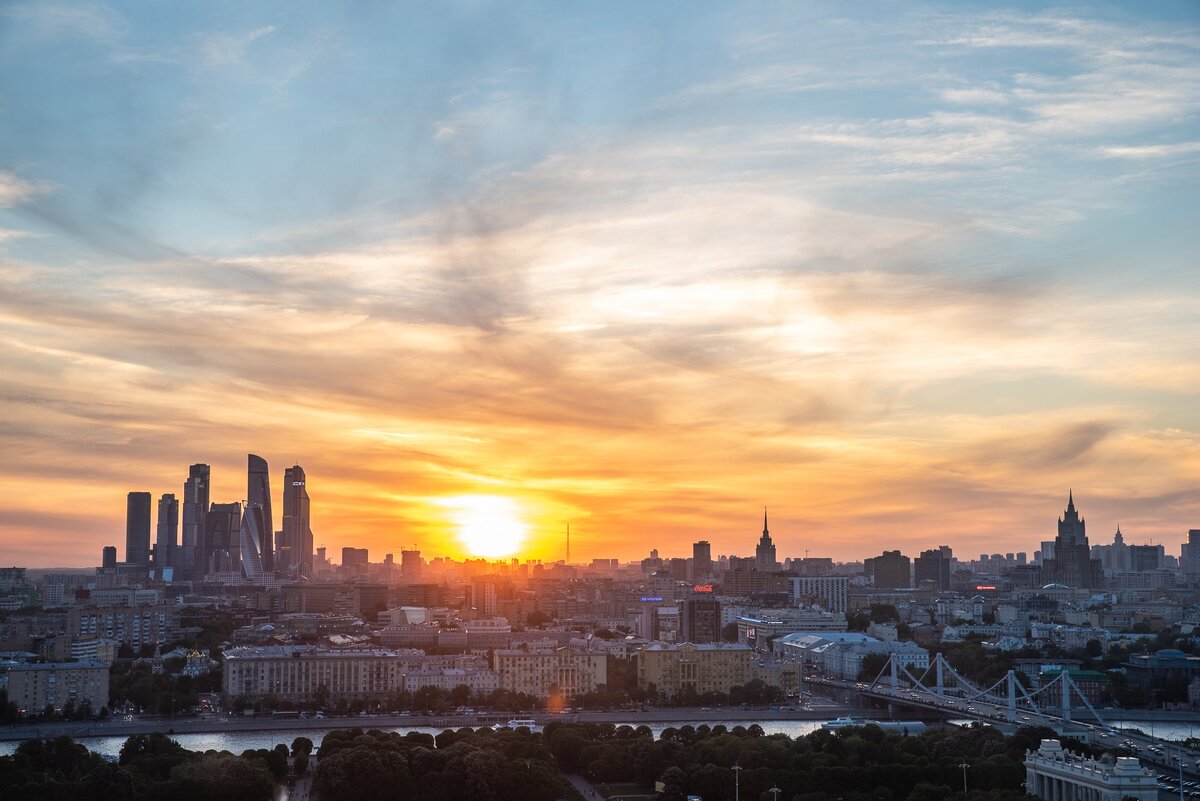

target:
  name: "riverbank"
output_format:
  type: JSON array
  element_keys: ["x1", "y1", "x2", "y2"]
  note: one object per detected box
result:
[
  {"x1": 0, "y1": 701, "x2": 856, "y2": 743},
  {"x1": 3, "y1": 701, "x2": 1193, "y2": 744}
]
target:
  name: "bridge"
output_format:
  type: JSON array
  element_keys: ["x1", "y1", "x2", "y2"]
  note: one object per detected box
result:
[{"x1": 806, "y1": 652, "x2": 1200, "y2": 786}]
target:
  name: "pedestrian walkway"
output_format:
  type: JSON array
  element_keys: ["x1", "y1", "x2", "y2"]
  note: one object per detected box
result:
[{"x1": 565, "y1": 773, "x2": 606, "y2": 801}]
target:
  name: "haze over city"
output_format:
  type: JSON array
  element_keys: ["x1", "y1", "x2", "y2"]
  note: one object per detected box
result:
[{"x1": 2, "y1": 1, "x2": 1199, "y2": 567}]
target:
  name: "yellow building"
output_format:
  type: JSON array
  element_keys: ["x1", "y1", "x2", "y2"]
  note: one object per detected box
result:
[
  {"x1": 491, "y1": 647, "x2": 607, "y2": 699},
  {"x1": 637, "y1": 642, "x2": 752, "y2": 697}
]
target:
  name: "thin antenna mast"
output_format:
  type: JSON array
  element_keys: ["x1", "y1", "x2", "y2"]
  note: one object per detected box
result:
[{"x1": 566, "y1": 524, "x2": 570, "y2": 564}]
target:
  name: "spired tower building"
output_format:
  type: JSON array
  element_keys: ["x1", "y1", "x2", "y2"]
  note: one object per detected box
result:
[
  {"x1": 756, "y1": 508, "x2": 778, "y2": 571},
  {"x1": 1042, "y1": 492, "x2": 1104, "y2": 589}
]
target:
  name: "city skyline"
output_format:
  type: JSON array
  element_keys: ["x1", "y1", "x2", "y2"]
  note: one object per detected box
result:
[
  {"x1": 2, "y1": 2, "x2": 1200, "y2": 565},
  {"x1": 81, "y1": 453, "x2": 1200, "y2": 569}
]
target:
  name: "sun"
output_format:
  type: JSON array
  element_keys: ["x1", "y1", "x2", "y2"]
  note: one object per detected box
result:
[{"x1": 441, "y1": 495, "x2": 529, "y2": 558}]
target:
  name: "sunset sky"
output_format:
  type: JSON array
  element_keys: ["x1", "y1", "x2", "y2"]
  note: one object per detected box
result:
[{"x1": 2, "y1": 2, "x2": 1199, "y2": 567}]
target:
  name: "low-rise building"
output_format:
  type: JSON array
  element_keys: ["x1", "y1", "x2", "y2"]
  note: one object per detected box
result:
[
  {"x1": 492, "y1": 646, "x2": 606, "y2": 699},
  {"x1": 1123, "y1": 648, "x2": 1200, "y2": 699},
  {"x1": 637, "y1": 642, "x2": 752, "y2": 697},
  {"x1": 819, "y1": 639, "x2": 929, "y2": 681},
  {"x1": 403, "y1": 667, "x2": 500, "y2": 694},
  {"x1": 6, "y1": 660, "x2": 109, "y2": 716},
  {"x1": 222, "y1": 645, "x2": 405, "y2": 704},
  {"x1": 1024, "y1": 739, "x2": 1156, "y2": 801}
]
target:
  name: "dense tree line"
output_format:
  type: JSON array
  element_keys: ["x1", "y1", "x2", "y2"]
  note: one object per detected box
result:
[
  {"x1": 311, "y1": 726, "x2": 568, "y2": 801},
  {"x1": 544, "y1": 720, "x2": 1068, "y2": 801},
  {"x1": 0, "y1": 733, "x2": 287, "y2": 801}
]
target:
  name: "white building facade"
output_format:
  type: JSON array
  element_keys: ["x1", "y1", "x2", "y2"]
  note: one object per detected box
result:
[{"x1": 1025, "y1": 740, "x2": 1157, "y2": 801}]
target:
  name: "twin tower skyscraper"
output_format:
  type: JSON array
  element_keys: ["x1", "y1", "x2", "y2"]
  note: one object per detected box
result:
[{"x1": 123, "y1": 454, "x2": 313, "y2": 581}]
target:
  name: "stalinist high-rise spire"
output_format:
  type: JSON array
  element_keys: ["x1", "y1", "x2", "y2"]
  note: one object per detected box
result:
[{"x1": 756, "y1": 507, "x2": 777, "y2": 570}]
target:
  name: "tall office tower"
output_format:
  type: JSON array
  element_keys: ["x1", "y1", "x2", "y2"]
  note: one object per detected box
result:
[
  {"x1": 246, "y1": 455, "x2": 274, "y2": 574},
  {"x1": 239, "y1": 504, "x2": 271, "y2": 579},
  {"x1": 1041, "y1": 492, "x2": 1104, "y2": 589},
  {"x1": 692, "y1": 540, "x2": 713, "y2": 579},
  {"x1": 182, "y1": 464, "x2": 210, "y2": 579},
  {"x1": 101, "y1": 546, "x2": 117, "y2": 569},
  {"x1": 155, "y1": 493, "x2": 179, "y2": 569},
  {"x1": 756, "y1": 509, "x2": 778, "y2": 570},
  {"x1": 280, "y1": 464, "x2": 313, "y2": 578},
  {"x1": 125, "y1": 492, "x2": 152, "y2": 566},
  {"x1": 1182, "y1": 530, "x2": 1200, "y2": 576},
  {"x1": 682, "y1": 595, "x2": 722, "y2": 643},
  {"x1": 203, "y1": 502, "x2": 242, "y2": 575},
  {"x1": 914, "y1": 546, "x2": 952, "y2": 591},
  {"x1": 401, "y1": 549, "x2": 422, "y2": 580},
  {"x1": 866, "y1": 550, "x2": 911, "y2": 589}
]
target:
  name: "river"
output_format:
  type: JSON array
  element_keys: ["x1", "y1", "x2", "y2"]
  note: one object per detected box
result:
[{"x1": 1, "y1": 717, "x2": 1195, "y2": 757}]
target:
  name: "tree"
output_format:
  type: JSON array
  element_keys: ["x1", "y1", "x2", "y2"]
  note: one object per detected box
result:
[
  {"x1": 859, "y1": 652, "x2": 891, "y2": 682},
  {"x1": 312, "y1": 744, "x2": 411, "y2": 801},
  {"x1": 171, "y1": 752, "x2": 275, "y2": 801},
  {"x1": 525, "y1": 610, "x2": 552, "y2": 628},
  {"x1": 658, "y1": 765, "x2": 688, "y2": 801}
]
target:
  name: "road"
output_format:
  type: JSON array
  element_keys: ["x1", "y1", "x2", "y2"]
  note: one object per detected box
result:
[{"x1": 565, "y1": 774, "x2": 607, "y2": 801}]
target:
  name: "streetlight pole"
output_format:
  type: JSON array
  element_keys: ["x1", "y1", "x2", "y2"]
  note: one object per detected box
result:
[
  {"x1": 733, "y1": 764, "x2": 743, "y2": 801},
  {"x1": 958, "y1": 762, "x2": 969, "y2": 798},
  {"x1": 770, "y1": 786, "x2": 781, "y2": 801},
  {"x1": 1178, "y1": 750, "x2": 1186, "y2": 801}
]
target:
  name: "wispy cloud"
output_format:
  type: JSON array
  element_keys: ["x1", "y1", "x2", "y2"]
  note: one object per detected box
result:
[
  {"x1": 0, "y1": 171, "x2": 48, "y2": 207},
  {"x1": 1101, "y1": 141, "x2": 1200, "y2": 159},
  {"x1": 199, "y1": 25, "x2": 276, "y2": 66}
]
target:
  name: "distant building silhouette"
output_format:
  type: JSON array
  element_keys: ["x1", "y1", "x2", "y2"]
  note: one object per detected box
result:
[
  {"x1": 280, "y1": 464, "x2": 313, "y2": 578},
  {"x1": 342, "y1": 547, "x2": 369, "y2": 574},
  {"x1": 914, "y1": 546, "x2": 953, "y2": 590},
  {"x1": 101, "y1": 545, "x2": 117, "y2": 569},
  {"x1": 866, "y1": 549, "x2": 911, "y2": 589},
  {"x1": 692, "y1": 540, "x2": 713, "y2": 580},
  {"x1": 401, "y1": 549, "x2": 422, "y2": 580},
  {"x1": 756, "y1": 509, "x2": 778, "y2": 570},
  {"x1": 125, "y1": 492, "x2": 152, "y2": 566},
  {"x1": 1182, "y1": 529, "x2": 1200, "y2": 576},
  {"x1": 1041, "y1": 492, "x2": 1104, "y2": 589},
  {"x1": 182, "y1": 464, "x2": 210, "y2": 579},
  {"x1": 155, "y1": 493, "x2": 178, "y2": 569}
]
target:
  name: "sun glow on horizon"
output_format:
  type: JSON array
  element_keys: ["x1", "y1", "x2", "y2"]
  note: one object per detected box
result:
[{"x1": 440, "y1": 495, "x2": 529, "y2": 558}]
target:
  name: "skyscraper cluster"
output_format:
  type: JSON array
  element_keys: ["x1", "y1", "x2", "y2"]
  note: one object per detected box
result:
[{"x1": 115, "y1": 454, "x2": 313, "y2": 582}]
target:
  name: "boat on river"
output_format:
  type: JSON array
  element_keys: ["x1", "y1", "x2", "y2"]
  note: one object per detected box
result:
[{"x1": 821, "y1": 716, "x2": 926, "y2": 734}]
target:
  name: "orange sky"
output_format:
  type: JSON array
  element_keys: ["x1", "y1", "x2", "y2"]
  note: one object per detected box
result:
[{"x1": 2, "y1": 4, "x2": 1200, "y2": 567}]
